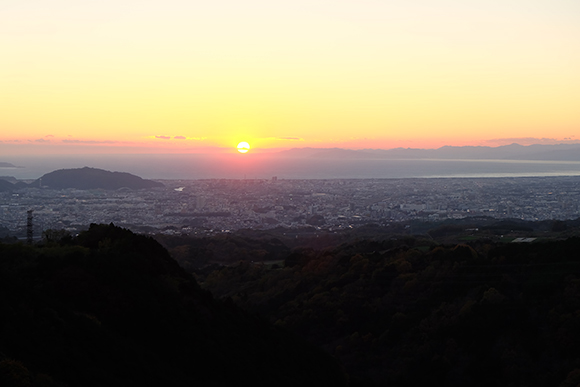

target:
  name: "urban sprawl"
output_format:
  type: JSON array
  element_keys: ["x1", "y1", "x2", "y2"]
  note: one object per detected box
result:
[{"x1": 2, "y1": 176, "x2": 580, "y2": 239}]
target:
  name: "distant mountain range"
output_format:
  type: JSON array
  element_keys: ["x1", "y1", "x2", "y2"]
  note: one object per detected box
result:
[
  {"x1": 1, "y1": 142, "x2": 579, "y2": 182},
  {"x1": 278, "y1": 143, "x2": 580, "y2": 161},
  {"x1": 0, "y1": 178, "x2": 28, "y2": 191},
  {"x1": 0, "y1": 167, "x2": 163, "y2": 191}
]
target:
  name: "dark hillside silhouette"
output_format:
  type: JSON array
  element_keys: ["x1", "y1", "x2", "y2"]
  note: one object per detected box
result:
[
  {"x1": 196, "y1": 235, "x2": 580, "y2": 386},
  {"x1": 0, "y1": 179, "x2": 15, "y2": 192},
  {"x1": 35, "y1": 167, "x2": 164, "y2": 190},
  {"x1": 0, "y1": 224, "x2": 345, "y2": 387}
]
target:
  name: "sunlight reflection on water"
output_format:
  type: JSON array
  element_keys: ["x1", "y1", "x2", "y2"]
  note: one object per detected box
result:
[{"x1": 4, "y1": 155, "x2": 580, "y2": 180}]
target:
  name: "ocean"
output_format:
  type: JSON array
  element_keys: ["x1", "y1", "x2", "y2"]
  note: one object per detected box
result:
[{"x1": 3, "y1": 154, "x2": 580, "y2": 180}]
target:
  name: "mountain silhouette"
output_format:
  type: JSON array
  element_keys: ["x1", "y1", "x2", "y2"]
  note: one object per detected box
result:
[
  {"x1": 0, "y1": 223, "x2": 345, "y2": 386},
  {"x1": 35, "y1": 166, "x2": 164, "y2": 190},
  {"x1": 279, "y1": 143, "x2": 580, "y2": 161}
]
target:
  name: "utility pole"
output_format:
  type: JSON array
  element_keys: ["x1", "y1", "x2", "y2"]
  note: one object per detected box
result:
[{"x1": 27, "y1": 209, "x2": 33, "y2": 245}]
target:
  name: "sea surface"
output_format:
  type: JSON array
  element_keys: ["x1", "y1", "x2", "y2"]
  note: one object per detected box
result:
[{"x1": 2, "y1": 154, "x2": 580, "y2": 180}]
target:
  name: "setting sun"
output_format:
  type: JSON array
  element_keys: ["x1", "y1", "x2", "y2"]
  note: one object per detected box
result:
[
  {"x1": 1, "y1": 1, "x2": 579, "y2": 154},
  {"x1": 237, "y1": 142, "x2": 250, "y2": 153}
]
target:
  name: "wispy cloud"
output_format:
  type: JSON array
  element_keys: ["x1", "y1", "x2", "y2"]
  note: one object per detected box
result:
[
  {"x1": 259, "y1": 136, "x2": 303, "y2": 141},
  {"x1": 155, "y1": 135, "x2": 171, "y2": 140},
  {"x1": 179, "y1": 136, "x2": 207, "y2": 141},
  {"x1": 277, "y1": 137, "x2": 303, "y2": 141},
  {"x1": 33, "y1": 138, "x2": 50, "y2": 143},
  {"x1": 45, "y1": 134, "x2": 54, "y2": 138},
  {"x1": 62, "y1": 139, "x2": 121, "y2": 144}
]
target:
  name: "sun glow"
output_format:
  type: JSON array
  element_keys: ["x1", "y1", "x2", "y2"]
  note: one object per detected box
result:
[
  {"x1": 237, "y1": 142, "x2": 250, "y2": 153},
  {"x1": 1, "y1": 1, "x2": 579, "y2": 153}
]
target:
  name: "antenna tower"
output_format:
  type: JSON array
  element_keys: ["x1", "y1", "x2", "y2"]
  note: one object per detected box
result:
[{"x1": 27, "y1": 209, "x2": 33, "y2": 244}]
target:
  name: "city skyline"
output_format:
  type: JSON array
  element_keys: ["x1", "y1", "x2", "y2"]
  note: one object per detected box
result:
[{"x1": 1, "y1": 0, "x2": 579, "y2": 155}]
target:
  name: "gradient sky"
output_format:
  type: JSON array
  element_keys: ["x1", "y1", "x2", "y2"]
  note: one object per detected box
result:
[{"x1": 1, "y1": 0, "x2": 579, "y2": 154}]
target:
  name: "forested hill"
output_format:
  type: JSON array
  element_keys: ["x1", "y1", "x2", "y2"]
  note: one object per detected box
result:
[
  {"x1": 34, "y1": 167, "x2": 164, "y2": 189},
  {"x1": 0, "y1": 224, "x2": 345, "y2": 387},
  {"x1": 193, "y1": 234, "x2": 580, "y2": 387}
]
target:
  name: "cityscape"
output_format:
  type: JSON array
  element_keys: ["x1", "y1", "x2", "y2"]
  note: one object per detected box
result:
[
  {"x1": 2, "y1": 175, "x2": 579, "y2": 239},
  {"x1": 2, "y1": 0, "x2": 580, "y2": 385}
]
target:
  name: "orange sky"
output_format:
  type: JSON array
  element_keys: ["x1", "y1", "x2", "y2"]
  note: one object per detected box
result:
[{"x1": 1, "y1": 0, "x2": 579, "y2": 155}]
